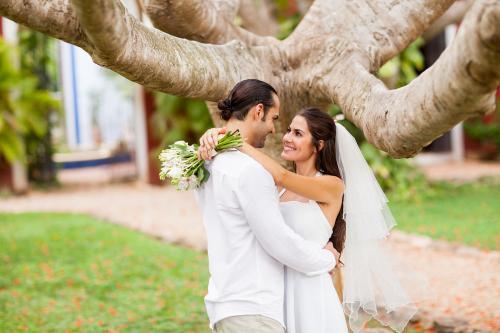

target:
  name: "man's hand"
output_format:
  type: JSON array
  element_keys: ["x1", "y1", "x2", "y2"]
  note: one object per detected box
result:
[
  {"x1": 197, "y1": 127, "x2": 227, "y2": 160},
  {"x1": 323, "y1": 242, "x2": 341, "y2": 276}
]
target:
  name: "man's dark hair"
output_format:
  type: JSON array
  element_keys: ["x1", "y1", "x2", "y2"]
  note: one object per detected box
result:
[{"x1": 217, "y1": 79, "x2": 277, "y2": 121}]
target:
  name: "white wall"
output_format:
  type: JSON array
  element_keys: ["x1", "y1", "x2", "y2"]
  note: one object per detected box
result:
[{"x1": 59, "y1": 43, "x2": 137, "y2": 151}]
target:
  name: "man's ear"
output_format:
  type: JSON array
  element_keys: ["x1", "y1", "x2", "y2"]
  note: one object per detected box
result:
[{"x1": 254, "y1": 103, "x2": 265, "y2": 121}]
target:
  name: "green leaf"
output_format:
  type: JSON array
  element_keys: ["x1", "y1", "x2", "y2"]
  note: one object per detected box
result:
[
  {"x1": 0, "y1": 131, "x2": 25, "y2": 163},
  {"x1": 378, "y1": 58, "x2": 400, "y2": 78},
  {"x1": 401, "y1": 61, "x2": 417, "y2": 82},
  {"x1": 405, "y1": 49, "x2": 424, "y2": 70},
  {"x1": 202, "y1": 168, "x2": 210, "y2": 183}
]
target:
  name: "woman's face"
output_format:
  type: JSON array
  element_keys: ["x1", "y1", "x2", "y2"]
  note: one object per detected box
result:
[{"x1": 281, "y1": 115, "x2": 316, "y2": 162}]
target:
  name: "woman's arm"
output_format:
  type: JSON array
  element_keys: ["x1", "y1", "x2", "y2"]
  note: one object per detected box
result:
[
  {"x1": 197, "y1": 127, "x2": 343, "y2": 203},
  {"x1": 239, "y1": 143, "x2": 343, "y2": 204}
]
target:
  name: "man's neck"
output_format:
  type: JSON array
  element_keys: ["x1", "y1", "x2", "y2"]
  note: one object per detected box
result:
[{"x1": 226, "y1": 120, "x2": 252, "y2": 145}]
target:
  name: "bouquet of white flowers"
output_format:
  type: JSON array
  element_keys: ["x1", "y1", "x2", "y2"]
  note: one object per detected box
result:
[{"x1": 159, "y1": 130, "x2": 243, "y2": 190}]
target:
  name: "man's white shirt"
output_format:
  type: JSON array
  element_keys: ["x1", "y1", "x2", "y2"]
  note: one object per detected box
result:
[{"x1": 195, "y1": 150, "x2": 336, "y2": 329}]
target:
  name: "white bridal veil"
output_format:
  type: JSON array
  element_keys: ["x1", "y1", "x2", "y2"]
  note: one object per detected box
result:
[{"x1": 335, "y1": 123, "x2": 428, "y2": 332}]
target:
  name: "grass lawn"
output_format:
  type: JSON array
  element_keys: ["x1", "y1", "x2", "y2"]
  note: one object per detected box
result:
[
  {"x1": 389, "y1": 180, "x2": 500, "y2": 251},
  {"x1": 0, "y1": 213, "x2": 210, "y2": 333}
]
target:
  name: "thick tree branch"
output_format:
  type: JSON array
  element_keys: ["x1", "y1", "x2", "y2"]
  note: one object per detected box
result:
[
  {"x1": 69, "y1": 0, "x2": 276, "y2": 101},
  {"x1": 423, "y1": 0, "x2": 474, "y2": 41},
  {"x1": 0, "y1": 0, "x2": 91, "y2": 51},
  {"x1": 144, "y1": 0, "x2": 277, "y2": 45},
  {"x1": 287, "y1": 0, "x2": 456, "y2": 70},
  {"x1": 238, "y1": 0, "x2": 279, "y2": 37},
  {"x1": 319, "y1": 0, "x2": 500, "y2": 158}
]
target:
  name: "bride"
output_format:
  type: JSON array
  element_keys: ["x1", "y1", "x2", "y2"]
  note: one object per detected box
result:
[{"x1": 199, "y1": 107, "x2": 419, "y2": 333}]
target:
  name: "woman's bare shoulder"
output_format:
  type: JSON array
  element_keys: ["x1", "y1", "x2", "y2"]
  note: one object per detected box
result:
[{"x1": 320, "y1": 175, "x2": 344, "y2": 193}]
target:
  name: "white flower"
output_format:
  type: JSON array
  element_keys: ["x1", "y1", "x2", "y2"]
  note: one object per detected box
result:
[
  {"x1": 188, "y1": 175, "x2": 198, "y2": 189},
  {"x1": 160, "y1": 149, "x2": 178, "y2": 161},
  {"x1": 168, "y1": 166, "x2": 183, "y2": 179},
  {"x1": 177, "y1": 178, "x2": 189, "y2": 191},
  {"x1": 162, "y1": 160, "x2": 173, "y2": 170},
  {"x1": 174, "y1": 140, "x2": 188, "y2": 146},
  {"x1": 159, "y1": 130, "x2": 242, "y2": 189}
]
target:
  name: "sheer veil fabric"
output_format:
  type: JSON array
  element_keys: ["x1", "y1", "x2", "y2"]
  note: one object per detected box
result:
[{"x1": 335, "y1": 123, "x2": 429, "y2": 332}]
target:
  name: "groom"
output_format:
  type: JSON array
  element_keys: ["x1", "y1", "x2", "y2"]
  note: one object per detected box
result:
[{"x1": 196, "y1": 79, "x2": 339, "y2": 333}]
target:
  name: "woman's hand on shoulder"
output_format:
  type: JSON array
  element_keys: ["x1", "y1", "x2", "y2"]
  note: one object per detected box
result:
[{"x1": 197, "y1": 127, "x2": 226, "y2": 160}]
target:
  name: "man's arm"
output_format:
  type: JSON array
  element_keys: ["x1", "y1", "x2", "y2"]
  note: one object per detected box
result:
[{"x1": 234, "y1": 162, "x2": 336, "y2": 276}]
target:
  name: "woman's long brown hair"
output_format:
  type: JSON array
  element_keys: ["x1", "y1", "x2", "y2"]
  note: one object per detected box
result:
[{"x1": 297, "y1": 108, "x2": 346, "y2": 256}]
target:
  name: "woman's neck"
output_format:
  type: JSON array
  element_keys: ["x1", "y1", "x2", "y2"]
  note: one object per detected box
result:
[{"x1": 295, "y1": 158, "x2": 318, "y2": 177}]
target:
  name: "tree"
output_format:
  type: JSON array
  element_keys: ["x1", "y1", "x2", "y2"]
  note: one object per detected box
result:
[
  {"x1": 0, "y1": 37, "x2": 58, "y2": 166},
  {"x1": 1, "y1": 0, "x2": 498, "y2": 158},
  {"x1": 18, "y1": 27, "x2": 60, "y2": 184}
]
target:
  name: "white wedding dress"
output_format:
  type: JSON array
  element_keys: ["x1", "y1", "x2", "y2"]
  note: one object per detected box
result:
[{"x1": 279, "y1": 185, "x2": 348, "y2": 333}]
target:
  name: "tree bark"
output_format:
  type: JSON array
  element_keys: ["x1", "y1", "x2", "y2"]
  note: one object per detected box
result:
[
  {"x1": 238, "y1": 0, "x2": 280, "y2": 37},
  {"x1": 1, "y1": 0, "x2": 498, "y2": 158},
  {"x1": 318, "y1": 0, "x2": 499, "y2": 157},
  {"x1": 0, "y1": 0, "x2": 91, "y2": 51},
  {"x1": 70, "y1": 0, "x2": 278, "y2": 100},
  {"x1": 145, "y1": 0, "x2": 278, "y2": 45},
  {"x1": 423, "y1": 0, "x2": 474, "y2": 41},
  {"x1": 285, "y1": 0, "x2": 456, "y2": 70}
]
